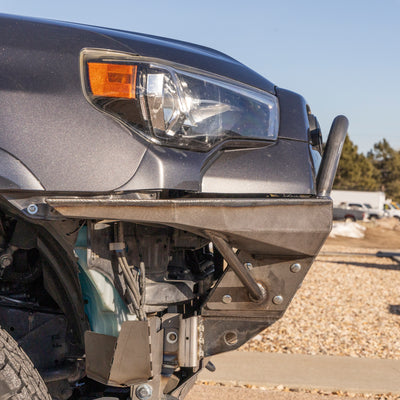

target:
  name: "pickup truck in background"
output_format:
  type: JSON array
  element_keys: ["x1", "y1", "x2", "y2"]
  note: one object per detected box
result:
[
  {"x1": 333, "y1": 202, "x2": 366, "y2": 221},
  {"x1": 331, "y1": 191, "x2": 400, "y2": 221},
  {"x1": 347, "y1": 202, "x2": 385, "y2": 220}
]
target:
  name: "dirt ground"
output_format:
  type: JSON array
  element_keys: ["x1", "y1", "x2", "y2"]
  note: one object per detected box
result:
[{"x1": 328, "y1": 218, "x2": 400, "y2": 249}]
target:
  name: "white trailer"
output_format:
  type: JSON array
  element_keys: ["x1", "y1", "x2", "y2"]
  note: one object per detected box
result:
[{"x1": 331, "y1": 190, "x2": 386, "y2": 209}]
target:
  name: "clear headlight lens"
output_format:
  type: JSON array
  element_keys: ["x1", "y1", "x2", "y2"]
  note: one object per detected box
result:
[{"x1": 82, "y1": 49, "x2": 279, "y2": 152}]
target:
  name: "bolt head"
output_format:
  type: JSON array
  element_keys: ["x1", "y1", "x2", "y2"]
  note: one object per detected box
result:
[
  {"x1": 244, "y1": 262, "x2": 253, "y2": 270},
  {"x1": 224, "y1": 331, "x2": 238, "y2": 346},
  {"x1": 222, "y1": 294, "x2": 232, "y2": 304},
  {"x1": 136, "y1": 384, "x2": 152, "y2": 400},
  {"x1": 27, "y1": 204, "x2": 38, "y2": 215},
  {"x1": 0, "y1": 255, "x2": 12, "y2": 268},
  {"x1": 272, "y1": 295, "x2": 284, "y2": 305},
  {"x1": 290, "y1": 263, "x2": 301, "y2": 273},
  {"x1": 166, "y1": 331, "x2": 178, "y2": 344}
]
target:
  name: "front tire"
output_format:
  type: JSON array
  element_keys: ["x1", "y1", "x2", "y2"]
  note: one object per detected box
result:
[{"x1": 0, "y1": 327, "x2": 51, "y2": 400}]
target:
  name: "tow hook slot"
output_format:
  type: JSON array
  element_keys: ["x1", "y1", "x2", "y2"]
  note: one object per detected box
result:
[{"x1": 206, "y1": 231, "x2": 266, "y2": 302}]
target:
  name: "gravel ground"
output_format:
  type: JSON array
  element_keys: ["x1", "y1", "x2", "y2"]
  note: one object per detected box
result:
[{"x1": 240, "y1": 220, "x2": 400, "y2": 359}]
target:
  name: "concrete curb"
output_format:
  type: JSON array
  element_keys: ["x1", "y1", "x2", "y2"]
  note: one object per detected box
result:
[{"x1": 199, "y1": 351, "x2": 400, "y2": 395}]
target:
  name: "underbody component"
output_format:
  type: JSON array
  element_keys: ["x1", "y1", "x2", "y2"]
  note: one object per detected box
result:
[
  {"x1": 48, "y1": 197, "x2": 331, "y2": 364},
  {"x1": 85, "y1": 318, "x2": 162, "y2": 386},
  {"x1": 206, "y1": 232, "x2": 265, "y2": 302},
  {"x1": 0, "y1": 306, "x2": 68, "y2": 371}
]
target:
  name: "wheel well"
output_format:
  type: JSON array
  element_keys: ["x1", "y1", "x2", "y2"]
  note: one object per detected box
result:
[{"x1": 0, "y1": 209, "x2": 87, "y2": 388}]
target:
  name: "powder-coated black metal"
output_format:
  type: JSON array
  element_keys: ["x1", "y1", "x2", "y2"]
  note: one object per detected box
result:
[{"x1": 317, "y1": 115, "x2": 349, "y2": 196}]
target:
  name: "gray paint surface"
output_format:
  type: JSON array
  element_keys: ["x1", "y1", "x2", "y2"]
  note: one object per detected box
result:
[
  {"x1": 0, "y1": 14, "x2": 315, "y2": 195},
  {"x1": 0, "y1": 149, "x2": 44, "y2": 190},
  {"x1": 0, "y1": 16, "x2": 148, "y2": 191},
  {"x1": 201, "y1": 140, "x2": 315, "y2": 194}
]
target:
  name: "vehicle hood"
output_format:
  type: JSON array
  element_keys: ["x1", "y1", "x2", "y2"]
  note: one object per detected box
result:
[{"x1": 0, "y1": 13, "x2": 275, "y2": 94}]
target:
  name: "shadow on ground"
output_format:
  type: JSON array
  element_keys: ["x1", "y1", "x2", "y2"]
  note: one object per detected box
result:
[
  {"x1": 328, "y1": 260, "x2": 400, "y2": 271},
  {"x1": 388, "y1": 304, "x2": 400, "y2": 315}
]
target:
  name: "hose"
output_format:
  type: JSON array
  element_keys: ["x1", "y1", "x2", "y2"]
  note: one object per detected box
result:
[{"x1": 113, "y1": 222, "x2": 146, "y2": 320}]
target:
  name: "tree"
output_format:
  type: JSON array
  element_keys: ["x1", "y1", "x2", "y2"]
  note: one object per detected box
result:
[
  {"x1": 368, "y1": 139, "x2": 400, "y2": 201},
  {"x1": 333, "y1": 135, "x2": 380, "y2": 191}
]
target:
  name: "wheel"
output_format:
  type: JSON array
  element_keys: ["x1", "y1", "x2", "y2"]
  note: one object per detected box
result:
[
  {"x1": 344, "y1": 215, "x2": 356, "y2": 223},
  {"x1": 0, "y1": 327, "x2": 51, "y2": 400}
]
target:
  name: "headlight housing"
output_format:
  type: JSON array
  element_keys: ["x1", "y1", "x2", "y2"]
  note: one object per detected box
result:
[{"x1": 81, "y1": 49, "x2": 279, "y2": 152}]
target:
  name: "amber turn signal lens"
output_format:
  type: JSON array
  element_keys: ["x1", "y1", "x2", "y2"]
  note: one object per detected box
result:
[{"x1": 87, "y1": 63, "x2": 137, "y2": 99}]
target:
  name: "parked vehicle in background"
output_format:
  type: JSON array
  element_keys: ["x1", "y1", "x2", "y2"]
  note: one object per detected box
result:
[
  {"x1": 384, "y1": 203, "x2": 400, "y2": 219},
  {"x1": 331, "y1": 190, "x2": 386, "y2": 211},
  {"x1": 333, "y1": 202, "x2": 366, "y2": 222},
  {"x1": 390, "y1": 201, "x2": 400, "y2": 209},
  {"x1": 347, "y1": 203, "x2": 384, "y2": 220}
]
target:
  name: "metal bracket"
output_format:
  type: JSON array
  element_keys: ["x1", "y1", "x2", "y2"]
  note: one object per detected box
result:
[{"x1": 206, "y1": 231, "x2": 265, "y2": 302}]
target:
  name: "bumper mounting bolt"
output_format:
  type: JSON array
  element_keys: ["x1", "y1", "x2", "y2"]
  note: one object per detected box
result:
[
  {"x1": 136, "y1": 384, "x2": 153, "y2": 400},
  {"x1": 244, "y1": 262, "x2": 253, "y2": 270},
  {"x1": 290, "y1": 263, "x2": 301, "y2": 273},
  {"x1": 272, "y1": 295, "x2": 284, "y2": 305},
  {"x1": 27, "y1": 204, "x2": 38, "y2": 215},
  {"x1": 222, "y1": 294, "x2": 232, "y2": 304}
]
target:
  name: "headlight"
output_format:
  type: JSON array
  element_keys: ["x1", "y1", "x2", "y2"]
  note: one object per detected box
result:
[{"x1": 81, "y1": 49, "x2": 279, "y2": 152}]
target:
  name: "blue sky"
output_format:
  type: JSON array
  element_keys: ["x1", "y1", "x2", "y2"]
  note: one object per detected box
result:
[{"x1": 1, "y1": 0, "x2": 399, "y2": 154}]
